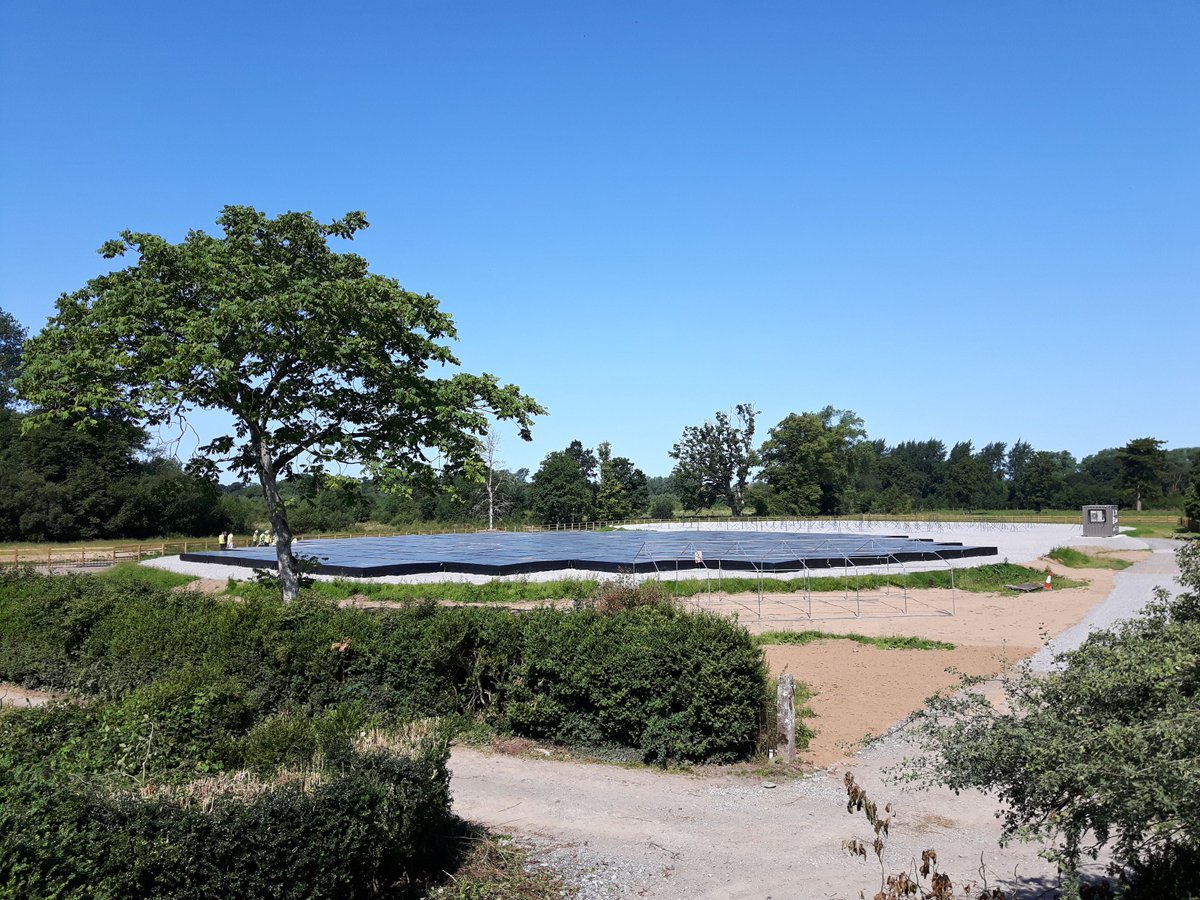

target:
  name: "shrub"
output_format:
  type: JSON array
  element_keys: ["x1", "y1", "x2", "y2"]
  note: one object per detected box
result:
[
  {"x1": 504, "y1": 604, "x2": 768, "y2": 763},
  {"x1": 648, "y1": 494, "x2": 677, "y2": 519},
  {"x1": 898, "y1": 541, "x2": 1200, "y2": 899},
  {"x1": 0, "y1": 570, "x2": 771, "y2": 765},
  {"x1": 0, "y1": 708, "x2": 454, "y2": 900}
]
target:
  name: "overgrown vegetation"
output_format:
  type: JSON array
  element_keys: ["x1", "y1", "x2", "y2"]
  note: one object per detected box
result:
[
  {"x1": 0, "y1": 570, "x2": 771, "y2": 896},
  {"x1": 896, "y1": 541, "x2": 1200, "y2": 899},
  {"x1": 841, "y1": 772, "x2": 1006, "y2": 899},
  {"x1": 1046, "y1": 546, "x2": 1134, "y2": 570},
  {"x1": 755, "y1": 631, "x2": 955, "y2": 651}
]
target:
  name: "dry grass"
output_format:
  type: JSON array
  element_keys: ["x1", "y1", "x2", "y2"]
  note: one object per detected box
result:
[{"x1": 428, "y1": 829, "x2": 571, "y2": 900}]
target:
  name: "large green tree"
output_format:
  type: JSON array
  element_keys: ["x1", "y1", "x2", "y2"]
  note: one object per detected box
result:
[
  {"x1": 0, "y1": 307, "x2": 25, "y2": 410},
  {"x1": 668, "y1": 404, "x2": 758, "y2": 515},
  {"x1": 530, "y1": 448, "x2": 594, "y2": 524},
  {"x1": 759, "y1": 406, "x2": 865, "y2": 515},
  {"x1": 18, "y1": 207, "x2": 543, "y2": 600},
  {"x1": 1120, "y1": 437, "x2": 1168, "y2": 512}
]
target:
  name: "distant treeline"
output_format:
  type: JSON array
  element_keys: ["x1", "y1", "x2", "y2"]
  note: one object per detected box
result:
[{"x1": 1, "y1": 406, "x2": 1196, "y2": 541}]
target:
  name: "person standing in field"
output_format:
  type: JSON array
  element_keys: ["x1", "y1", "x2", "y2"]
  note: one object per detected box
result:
[
  {"x1": 218, "y1": 530, "x2": 228, "y2": 550},
  {"x1": 226, "y1": 531, "x2": 235, "y2": 550}
]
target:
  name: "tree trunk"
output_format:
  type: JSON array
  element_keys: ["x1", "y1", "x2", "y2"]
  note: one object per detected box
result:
[
  {"x1": 254, "y1": 438, "x2": 300, "y2": 602},
  {"x1": 486, "y1": 469, "x2": 495, "y2": 530},
  {"x1": 1136, "y1": 490, "x2": 1143, "y2": 513}
]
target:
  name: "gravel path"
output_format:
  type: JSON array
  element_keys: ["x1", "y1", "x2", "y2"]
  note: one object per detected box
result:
[
  {"x1": 450, "y1": 541, "x2": 1185, "y2": 899},
  {"x1": 1030, "y1": 538, "x2": 1182, "y2": 671}
]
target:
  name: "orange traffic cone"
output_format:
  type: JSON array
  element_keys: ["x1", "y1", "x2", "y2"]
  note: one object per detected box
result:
[{"x1": 1043, "y1": 571, "x2": 1053, "y2": 591}]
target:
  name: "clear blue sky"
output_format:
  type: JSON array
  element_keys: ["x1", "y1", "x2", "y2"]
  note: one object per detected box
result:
[{"x1": 2, "y1": 1, "x2": 1197, "y2": 476}]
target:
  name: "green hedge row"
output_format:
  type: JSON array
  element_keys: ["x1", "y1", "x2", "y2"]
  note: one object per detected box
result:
[
  {"x1": 0, "y1": 570, "x2": 769, "y2": 764},
  {"x1": 0, "y1": 704, "x2": 454, "y2": 899},
  {"x1": 0, "y1": 570, "x2": 768, "y2": 896}
]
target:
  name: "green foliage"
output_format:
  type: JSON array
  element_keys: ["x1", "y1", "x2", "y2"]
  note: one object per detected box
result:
[
  {"x1": 0, "y1": 568, "x2": 770, "y2": 895},
  {"x1": 754, "y1": 631, "x2": 955, "y2": 650},
  {"x1": 759, "y1": 406, "x2": 866, "y2": 515},
  {"x1": 100, "y1": 561, "x2": 198, "y2": 590},
  {"x1": 505, "y1": 603, "x2": 768, "y2": 763},
  {"x1": 897, "y1": 542, "x2": 1200, "y2": 898},
  {"x1": 17, "y1": 206, "x2": 542, "y2": 600},
  {"x1": 0, "y1": 411, "x2": 226, "y2": 542},
  {"x1": 529, "y1": 448, "x2": 594, "y2": 524},
  {"x1": 1119, "y1": 437, "x2": 1168, "y2": 511},
  {"x1": 1184, "y1": 479, "x2": 1200, "y2": 524},
  {"x1": 0, "y1": 306, "x2": 26, "y2": 411},
  {"x1": 0, "y1": 571, "x2": 768, "y2": 765},
  {"x1": 0, "y1": 708, "x2": 455, "y2": 900},
  {"x1": 1045, "y1": 546, "x2": 1133, "y2": 570},
  {"x1": 669, "y1": 403, "x2": 758, "y2": 515},
  {"x1": 648, "y1": 493, "x2": 679, "y2": 519}
]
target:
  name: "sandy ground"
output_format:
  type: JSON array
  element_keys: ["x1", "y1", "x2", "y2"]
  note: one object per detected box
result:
[
  {"x1": 683, "y1": 567, "x2": 1117, "y2": 646},
  {"x1": 764, "y1": 642, "x2": 1029, "y2": 768},
  {"x1": 0, "y1": 682, "x2": 57, "y2": 708}
]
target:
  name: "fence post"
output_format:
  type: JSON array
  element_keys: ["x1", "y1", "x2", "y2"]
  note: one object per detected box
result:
[{"x1": 777, "y1": 674, "x2": 796, "y2": 763}]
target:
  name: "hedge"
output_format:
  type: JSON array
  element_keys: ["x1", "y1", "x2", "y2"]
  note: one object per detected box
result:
[
  {"x1": 0, "y1": 570, "x2": 769, "y2": 764},
  {"x1": 0, "y1": 570, "x2": 770, "y2": 896}
]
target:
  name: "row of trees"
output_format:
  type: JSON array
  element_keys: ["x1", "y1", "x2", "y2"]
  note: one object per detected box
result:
[
  {"x1": 660, "y1": 404, "x2": 1197, "y2": 519},
  {"x1": 1, "y1": 207, "x2": 1192, "y2": 553}
]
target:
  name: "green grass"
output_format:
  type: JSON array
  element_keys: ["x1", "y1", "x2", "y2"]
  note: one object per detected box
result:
[
  {"x1": 1046, "y1": 546, "x2": 1133, "y2": 570},
  {"x1": 285, "y1": 561, "x2": 1086, "y2": 605},
  {"x1": 305, "y1": 577, "x2": 598, "y2": 604},
  {"x1": 754, "y1": 630, "x2": 956, "y2": 651},
  {"x1": 98, "y1": 561, "x2": 197, "y2": 590}
]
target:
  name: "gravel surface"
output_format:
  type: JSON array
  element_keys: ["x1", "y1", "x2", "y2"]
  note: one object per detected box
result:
[{"x1": 1030, "y1": 538, "x2": 1181, "y2": 671}]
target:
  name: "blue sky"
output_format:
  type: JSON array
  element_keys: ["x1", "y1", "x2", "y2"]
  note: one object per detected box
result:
[{"x1": 2, "y1": 1, "x2": 1197, "y2": 476}]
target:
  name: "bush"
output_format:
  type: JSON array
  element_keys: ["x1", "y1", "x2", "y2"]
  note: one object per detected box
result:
[
  {"x1": 505, "y1": 603, "x2": 768, "y2": 762},
  {"x1": 898, "y1": 541, "x2": 1200, "y2": 899},
  {"x1": 0, "y1": 707, "x2": 454, "y2": 900},
  {"x1": 0, "y1": 570, "x2": 770, "y2": 765},
  {"x1": 648, "y1": 494, "x2": 678, "y2": 519}
]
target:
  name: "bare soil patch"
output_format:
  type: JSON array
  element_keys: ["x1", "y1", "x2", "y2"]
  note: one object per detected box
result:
[
  {"x1": 0, "y1": 682, "x2": 58, "y2": 708},
  {"x1": 692, "y1": 565, "x2": 1115, "y2": 648},
  {"x1": 764, "y1": 641, "x2": 1029, "y2": 768},
  {"x1": 172, "y1": 578, "x2": 228, "y2": 595}
]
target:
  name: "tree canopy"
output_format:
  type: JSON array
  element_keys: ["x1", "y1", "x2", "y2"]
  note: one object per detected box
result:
[
  {"x1": 0, "y1": 307, "x2": 25, "y2": 410},
  {"x1": 1120, "y1": 437, "x2": 1168, "y2": 512},
  {"x1": 18, "y1": 206, "x2": 543, "y2": 598},
  {"x1": 669, "y1": 404, "x2": 758, "y2": 515},
  {"x1": 759, "y1": 406, "x2": 865, "y2": 515}
]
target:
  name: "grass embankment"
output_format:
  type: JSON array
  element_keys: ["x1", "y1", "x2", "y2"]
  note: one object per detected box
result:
[
  {"x1": 1046, "y1": 546, "x2": 1134, "y2": 570},
  {"x1": 754, "y1": 631, "x2": 955, "y2": 650},
  {"x1": 100, "y1": 560, "x2": 199, "y2": 589},
  {"x1": 295, "y1": 562, "x2": 1086, "y2": 605}
]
